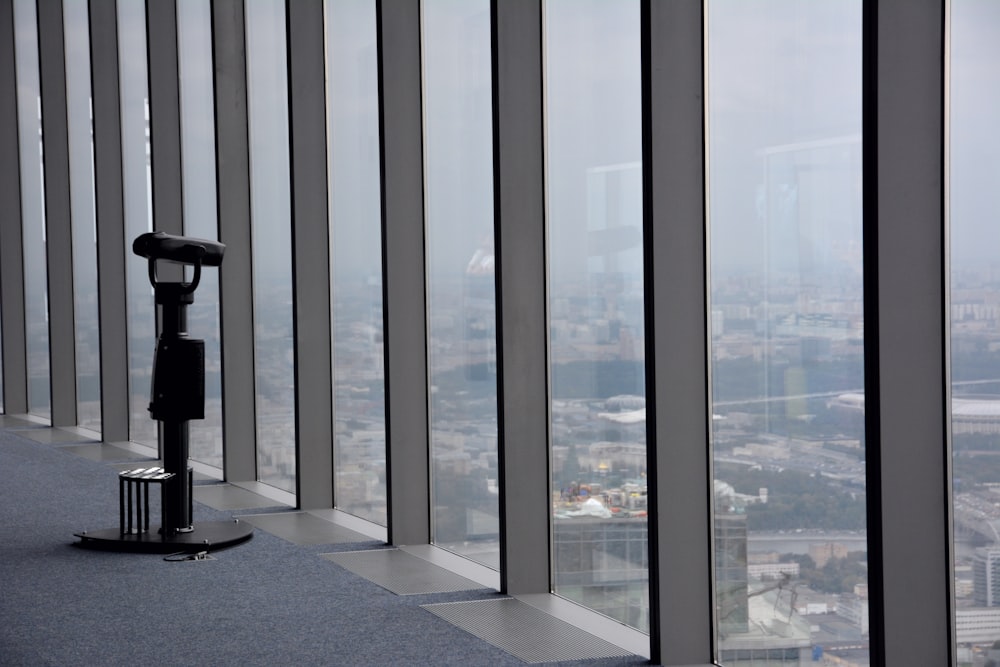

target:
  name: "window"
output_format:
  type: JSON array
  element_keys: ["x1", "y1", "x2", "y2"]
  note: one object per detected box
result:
[
  {"x1": 422, "y1": 0, "x2": 500, "y2": 569},
  {"x1": 246, "y1": 0, "x2": 296, "y2": 493},
  {"x1": 544, "y1": 0, "x2": 647, "y2": 632},
  {"x1": 64, "y1": 0, "x2": 100, "y2": 433},
  {"x1": 326, "y1": 0, "x2": 387, "y2": 525},
  {"x1": 950, "y1": 0, "x2": 1000, "y2": 652},
  {"x1": 178, "y1": 0, "x2": 222, "y2": 468},
  {"x1": 119, "y1": 0, "x2": 155, "y2": 446},
  {"x1": 707, "y1": 1, "x2": 866, "y2": 661}
]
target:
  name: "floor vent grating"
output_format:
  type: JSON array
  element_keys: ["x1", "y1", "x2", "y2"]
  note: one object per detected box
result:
[
  {"x1": 422, "y1": 598, "x2": 634, "y2": 663},
  {"x1": 240, "y1": 511, "x2": 371, "y2": 545},
  {"x1": 322, "y1": 549, "x2": 486, "y2": 595}
]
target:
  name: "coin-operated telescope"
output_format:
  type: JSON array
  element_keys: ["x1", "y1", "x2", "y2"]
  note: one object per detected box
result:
[
  {"x1": 76, "y1": 232, "x2": 252, "y2": 552},
  {"x1": 134, "y1": 232, "x2": 224, "y2": 535}
]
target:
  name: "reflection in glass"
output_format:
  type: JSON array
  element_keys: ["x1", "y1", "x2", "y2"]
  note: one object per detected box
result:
[
  {"x1": 707, "y1": 2, "x2": 866, "y2": 662},
  {"x1": 326, "y1": 0, "x2": 387, "y2": 525},
  {"x1": 246, "y1": 0, "x2": 296, "y2": 493},
  {"x1": 950, "y1": 0, "x2": 1000, "y2": 652},
  {"x1": 178, "y1": 0, "x2": 222, "y2": 468},
  {"x1": 544, "y1": 0, "x2": 647, "y2": 632},
  {"x1": 64, "y1": 0, "x2": 101, "y2": 433},
  {"x1": 422, "y1": 0, "x2": 499, "y2": 568},
  {"x1": 14, "y1": 0, "x2": 50, "y2": 420},
  {"x1": 119, "y1": 0, "x2": 156, "y2": 446}
]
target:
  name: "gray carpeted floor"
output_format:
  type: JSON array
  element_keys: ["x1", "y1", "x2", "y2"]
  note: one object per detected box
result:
[{"x1": 0, "y1": 425, "x2": 650, "y2": 666}]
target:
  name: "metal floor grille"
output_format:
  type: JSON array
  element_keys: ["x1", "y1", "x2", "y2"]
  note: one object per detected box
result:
[
  {"x1": 240, "y1": 511, "x2": 371, "y2": 545},
  {"x1": 422, "y1": 598, "x2": 634, "y2": 664},
  {"x1": 60, "y1": 443, "x2": 147, "y2": 462},
  {"x1": 0, "y1": 415, "x2": 46, "y2": 429},
  {"x1": 23, "y1": 428, "x2": 97, "y2": 444},
  {"x1": 322, "y1": 549, "x2": 486, "y2": 595},
  {"x1": 192, "y1": 484, "x2": 279, "y2": 511}
]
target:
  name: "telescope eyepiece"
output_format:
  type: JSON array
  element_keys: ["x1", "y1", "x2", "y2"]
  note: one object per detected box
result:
[{"x1": 133, "y1": 231, "x2": 225, "y2": 267}]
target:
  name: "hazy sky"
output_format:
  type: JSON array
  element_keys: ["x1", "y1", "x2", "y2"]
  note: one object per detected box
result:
[{"x1": 951, "y1": 0, "x2": 1000, "y2": 269}]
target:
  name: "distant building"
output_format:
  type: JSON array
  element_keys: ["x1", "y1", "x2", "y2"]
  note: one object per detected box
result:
[
  {"x1": 749, "y1": 561, "x2": 800, "y2": 581},
  {"x1": 810, "y1": 542, "x2": 849, "y2": 568},
  {"x1": 973, "y1": 547, "x2": 1000, "y2": 607},
  {"x1": 956, "y1": 607, "x2": 1000, "y2": 644}
]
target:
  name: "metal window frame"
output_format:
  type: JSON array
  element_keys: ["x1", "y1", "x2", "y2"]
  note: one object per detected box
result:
[
  {"x1": 146, "y1": 0, "x2": 184, "y2": 242},
  {"x1": 37, "y1": 0, "x2": 77, "y2": 427},
  {"x1": 864, "y1": 0, "x2": 953, "y2": 663},
  {"x1": 212, "y1": 0, "x2": 258, "y2": 484},
  {"x1": 376, "y1": 0, "x2": 431, "y2": 546},
  {"x1": 89, "y1": 0, "x2": 129, "y2": 443},
  {"x1": 491, "y1": 0, "x2": 551, "y2": 597},
  {"x1": 0, "y1": 0, "x2": 28, "y2": 416},
  {"x1": 643, "y1": 1, "x2": 714, "y2": 663},
  {"x1": 287, "y1": 0, "x2": 335, "y2": 509}
]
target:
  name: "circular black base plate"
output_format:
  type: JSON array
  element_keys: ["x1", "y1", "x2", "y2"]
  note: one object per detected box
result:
[{"x1": 74, "y1": 519, "x2": 253, "y2": 554}]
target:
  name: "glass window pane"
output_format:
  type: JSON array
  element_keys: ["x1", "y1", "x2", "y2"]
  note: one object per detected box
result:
[
  {"x1": 178, "y1": 0, "x2": 222, "y2": 469},
  {"x1": 326, "y1": 0, "x2": 387, "y2": 525},
  {"x1": 246, "y1": 0, "x2": 296, "y2": 493},
  {"x1": 14, "y1": 0, "x2": 50, "y2": 420},
  {"x1": 544, "y1": 0, "x2": 648, "y2": 632},
  {"x1": 422, "y1": 0, "x2": 499, "y2": 569},
  {"x1": 64, "y1": 0, "x2": 101, "y2": 433},
  {"x1": 119, "y1": 0, "x2": 156, "y2": 446},
  {"x1": 950, "y1": 0, "x2": 1000, "y2": 653},
  {"x1": 707, "y1": 1, "x2": 866, "y2": 662}
]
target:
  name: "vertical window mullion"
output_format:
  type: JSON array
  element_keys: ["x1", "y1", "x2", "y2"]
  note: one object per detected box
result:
[
  {"x1": 866, "y1": 0, "x2": 951, "y2": 663},
  {"x1": 90, "y1": 0, "x2": 129, "y2": 443},
  {"x1": 212, "y1": 0, "x2": 258, "y2": 484},
  {"x1": 0, "y1": 0, "x2": 28, "y2": 416},
  {"x1": 37, "y1": 0, "x2": 75, "y2": 425},
  {"x1": 493, "y1": 0, "x2": 550, "y2": 595},
  {"x1": 288, "y1": 0, "x2": 334, "y2": 509},
  {"x1": 644, "y1": 0, "x2": 712, "y2": 663},
  {"x1": 377, "y1": 0, "x2": 431, "y2": 545}
]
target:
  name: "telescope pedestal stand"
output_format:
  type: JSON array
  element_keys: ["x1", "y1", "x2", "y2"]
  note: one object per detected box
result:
[
  {"x1": 74, "y1": 520, "x2": 254, "y2": 554},
  {"x1": 76, "y1": 248, "x2": 252, "y2": 553}
]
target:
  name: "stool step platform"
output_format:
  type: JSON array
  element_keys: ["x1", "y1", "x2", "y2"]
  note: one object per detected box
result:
[{"x1": 119, "y1": 467, "x2": 176, "y2": 536}]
